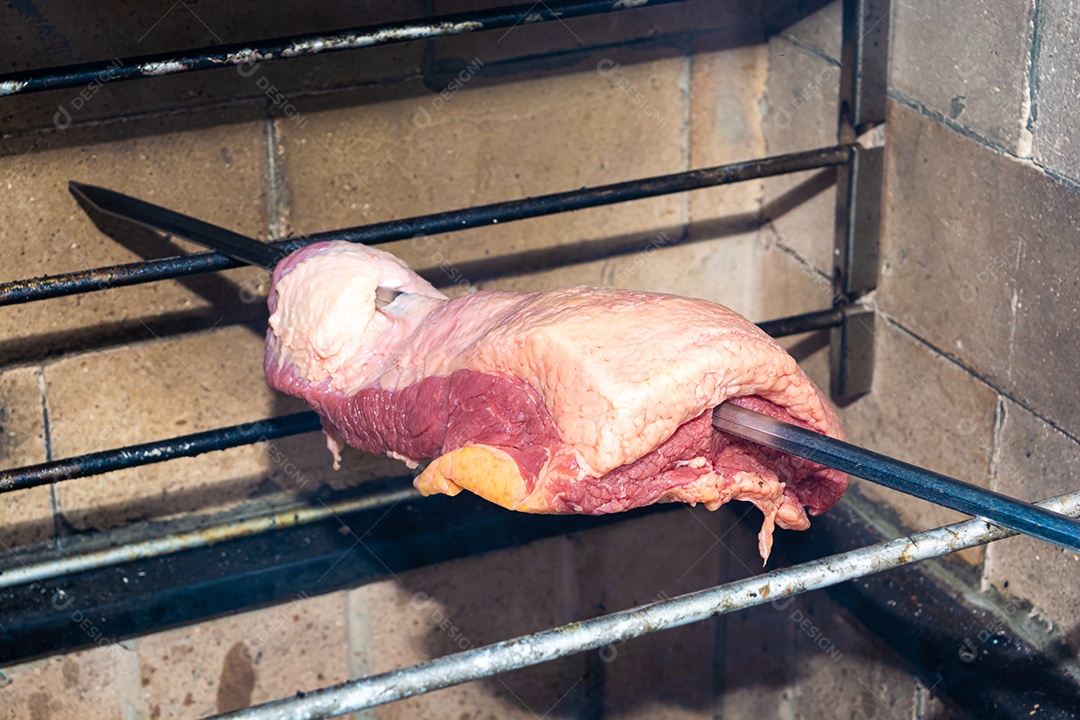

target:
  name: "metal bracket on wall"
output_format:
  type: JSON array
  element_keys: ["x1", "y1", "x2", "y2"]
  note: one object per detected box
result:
[
  {"x1": 831, "y1": 146, "x2": 883, "y2": 402},
  {"x1": 831, "y1": 0, "x2": 890, "y2": 404},
  {"x1": 830, "y1": 306, "x2": 876, "y2": 403}
]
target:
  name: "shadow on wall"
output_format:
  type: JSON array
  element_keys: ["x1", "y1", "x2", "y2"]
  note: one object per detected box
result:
[
  {"x1": 367, "y1": 503, "x2": 730, "y2": 718},
  {"x1": 371, "y1": 499, "x2": 969, "y2": 719}
]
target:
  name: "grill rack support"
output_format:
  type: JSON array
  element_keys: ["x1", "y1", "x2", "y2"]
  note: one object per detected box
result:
[
  {"x1": 0, "y1": 0, "x2": 686, "y2": 98},
  {"x1": 4, "y1": 1, "x2": 1054, "y2": 716},
  {"x1": 208, "y1": 491, "x2": 1080, "y2": 720},
  {"x1": 0, "y1": 146, "x2": 852, "y2": 307},
  {"x1": 829, "y1": 0, "x2": 890, "y2": 403}
]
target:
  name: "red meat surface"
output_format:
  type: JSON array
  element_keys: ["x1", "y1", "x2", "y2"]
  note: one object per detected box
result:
[{"x1": 265, "y1": 241, "x2": 847, "y2": 560}]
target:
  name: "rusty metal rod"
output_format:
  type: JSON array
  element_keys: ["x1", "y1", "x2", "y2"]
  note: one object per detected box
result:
[
  {"x1": 0, "y1": 308, "x2": 842, "y2": 494},
  {"x1": 208, "y1": 491, "x2": 1080, "y2": 720},
  {"x1": 0, "y1": 0, "x2": 687, "y2": 98},
  {"x1": 0, "y1": 145, "x2": 853, "y2": 306}
]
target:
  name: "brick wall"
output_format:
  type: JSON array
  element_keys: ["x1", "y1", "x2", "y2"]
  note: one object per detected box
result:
[
  {"x1": 888, "y1": 0, "x2": 1080, "y2": 681},
  {"x1": 2, "y1": 1, "x2": 1073, "y2": 718},
  {"x1": 763, "y1": 0, "x2": 1080, "y2": 701}
]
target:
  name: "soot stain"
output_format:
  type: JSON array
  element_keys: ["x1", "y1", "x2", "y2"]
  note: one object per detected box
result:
[{"x1": 216, "y1": 642, "x2": 256, "y2": 713}]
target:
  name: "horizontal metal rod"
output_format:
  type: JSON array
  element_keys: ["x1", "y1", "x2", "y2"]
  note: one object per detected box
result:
[
  {"x1": 0, "y1": 0, "x2": 686, "y2": 98},
  {"x1": 0, "y1": 485, "x2": 419, "y2": 590},
  {"x1": 755, "y1": 306, "x2": 844, "y2": 338},
  {"x1": 0, "y1": 412, "x2": 321, "y2": 493},
  {"x1": 210, "y1": 491, "x2": 1080, "y2": 720},
  {"x1": 0, "y1": 146, "x2": 852, "y2": 306},
  {"x1": 714, "y1": 403, "x2": 1080, "y2": 553},
  {"x1": 0, "y1": 310, "x2": 838, "y2": 494}
]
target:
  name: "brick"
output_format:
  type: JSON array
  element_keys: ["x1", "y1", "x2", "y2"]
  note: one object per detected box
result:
[
  {"x1": 763, "y1": 34, "x2": 840, "y2": 154},
  {"x1": 879, "y1": 101, "x2": 1019, "y2": 390},
  {"x1": 755, "y1": 231, "x2": 835, "y2": 320},
  {"x1": 0, "y1": 112, "x2": 269, "y2": 365},
  {"x1": 347, "y1": 535, "x2": 581, "y2": 719},
  {"x1": 0, "y1": 2, "x2": 426, "y2": 134},
  {"x1": 1031, "y1": 1, "x2": 1080, "y2": 182},
  {"x1": 279, "y1": 48, "x2": 688, "y2": 291},
  {"x1": 0, "y1": 644, "x2": 133, "y2": 720},
  {"x1": 44, "y1": 324, "x2": 331, "y2": 531},
  {"x1": 690, "y1": 39, "x2": 768, "y2": 187},
  {"x1": 484, "y1": 234, "x2": 761, "y2": 318},
  {"x1": 685, "y1": 39, "x2": 768, "y2": 317},
  {"x1": 467, "y1": 40, "x2": 769, "y2": 316},
  {"x1": 0, "y1": 367, "x2": 53, "y2": 550},
  {"x1": 771, "y1": 0, "x2": 843, "y2": 62},
  {"x1": 836, "y1": 317, "x2": 999, "y2": 565},
  {"x1": 983, "y1": 401, "x2": 1080, "y2": 649},
  {"x1": 762, "y1": 36, "x2": 841, "y2": 274},
  {"x1": 581, "y1": 508, "x2": 725, "y2": 718},
  {"x1": 1005, "y1": 174, "x2": 1080, "y2": 439},
  {"x1": 137, "y1": 591, "x2": 348, "y2": 717},
  {"x1": 915, "y1": 679, "x2": 962, "y2": 719},
  {"x1": 792, "y1": 590, "x2": 917, "y2": 719},
  {"x1": 755, "y1": 240, "x2": 834, "y2": 391},
  {"x1": 721, "y1": 603, "x2": 797, "y2": 717},
  {"x1": 889, "y1": 0, "x2": 1034, "y2": 153},
  {"x1": 484, "y1": 40, "x2": 768, "y2": 313},
  {"x1": 882, "y1": 101, "x2": 1080, "y2": 438}
]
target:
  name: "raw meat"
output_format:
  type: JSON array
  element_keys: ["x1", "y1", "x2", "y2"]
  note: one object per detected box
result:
[{"x1": 264, "y1": 241, "x2": 847, "y2": 560}]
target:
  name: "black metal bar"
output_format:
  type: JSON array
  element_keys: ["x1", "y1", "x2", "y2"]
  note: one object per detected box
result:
[
  {"x1": 829, "y1": 0, "x2": 887, "y2": 404},
  {"x1": 0, "y1": 412, "x2": 321, "y2": 493},
  {"x1": 0, "y1": 309, "x2": 843, "y2": 494},
  {"x1": 69, "y1": 181, "x2": 285, "y2": 270},
  {"x1": 0, "y1": 145, "x2": 853, "y2": 307},
  {"x1": 313, "y1": 147, "x2": 852, "y2": 246},
  {"x1": 0, "y1": 0, "x2": 687, "y2": 98},
  {"x1": 838, "y1": 0, "x2": 891, "y2": 137},
  {"x1": 714, "y1": 404, "x2": 1080, "y2": 553},
  {"x1": 833, "y1": 146, "x2": 884, "y2": 302},
  {"x1": 829, "y1": 307, "x2": 875, "y2": 403},
  {"x1": 755, "y1": 307, "x2": 844, "y2": 338}
]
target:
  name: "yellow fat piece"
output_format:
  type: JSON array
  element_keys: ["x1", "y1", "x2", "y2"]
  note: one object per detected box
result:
[{"x1": 414, "y1": 445, "x2": 542, "y2": 511}]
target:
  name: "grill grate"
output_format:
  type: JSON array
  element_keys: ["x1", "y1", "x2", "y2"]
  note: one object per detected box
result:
[
  {"x1": 0, "y1": 0, "x2": 687, "y2": 98},
  {"x1": 4, "y1": 1, "x2": 1075, "y2": 718},
  {"x1": 211, "y1": 489, "x2": 1080, "y2": 720},
  {"x1": 0, "y1": 146, "x2": 852, "y2": 306}
]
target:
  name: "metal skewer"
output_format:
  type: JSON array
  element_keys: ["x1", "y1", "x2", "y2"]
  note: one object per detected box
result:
[
  {"x1": 71, "y1": 183, "x2": 1075, "y2": 548},
  {"x1": 68, "y1": 181, "x2": 405, "y2": 306},
  {"x1": 69, "y1": 181, "x2": 286, "y2": 270},
  {"x1": 713, "y1": 402, "x2": 1080, "y2": 553}
]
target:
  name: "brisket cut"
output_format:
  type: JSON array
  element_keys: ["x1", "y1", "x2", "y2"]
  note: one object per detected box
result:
[{"x1": 265, "y1": 241, "x2": 847, "y2": 559}]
